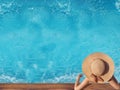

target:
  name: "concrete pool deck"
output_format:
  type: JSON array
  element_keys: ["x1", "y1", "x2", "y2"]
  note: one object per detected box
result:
[{"x1": 0, "y1": 83, "x2": 119, "y2": 90}]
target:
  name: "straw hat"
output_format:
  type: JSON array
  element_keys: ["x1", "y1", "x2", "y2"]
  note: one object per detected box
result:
[{"x1": 82, "y1": 52, "x2": 114, "y2": 83}]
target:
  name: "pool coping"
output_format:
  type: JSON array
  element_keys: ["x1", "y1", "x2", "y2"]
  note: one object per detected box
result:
[{"x1": 0, "y1": 83, "x2": 118, "y2": 90}]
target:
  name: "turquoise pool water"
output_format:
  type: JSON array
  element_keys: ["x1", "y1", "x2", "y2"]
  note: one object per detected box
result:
[{"x1": 0, "y1": 0, "x2": 120, "y2": 83}]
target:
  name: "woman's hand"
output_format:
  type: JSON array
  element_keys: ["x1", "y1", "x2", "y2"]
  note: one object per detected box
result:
[
  {"x1": 74, "y1": 74, "x2": 89, "y2": 90},
  {"x1": 74, "y1": 74, "x2": 83, "y2": 90},
  {"x1": 76, "y1": 74, "x2": 83, "y2": 82}
]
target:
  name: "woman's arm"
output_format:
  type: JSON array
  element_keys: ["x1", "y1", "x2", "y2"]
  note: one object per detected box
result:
[
  {"x1": 108, "y1": 76, "x2": 120, "y2": 89},
  {"x1": 74, "y1": 74, "x2": 89, "y2": 90}
]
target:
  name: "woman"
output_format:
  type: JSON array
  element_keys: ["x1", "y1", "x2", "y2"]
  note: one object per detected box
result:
[{"x1": 74, "y1": 52, "x2": 120, "y2": 90}]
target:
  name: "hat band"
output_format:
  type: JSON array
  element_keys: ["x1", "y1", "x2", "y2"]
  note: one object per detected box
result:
[{"x1": 90, "y1": 73, "x2": 104, "y2": 82}]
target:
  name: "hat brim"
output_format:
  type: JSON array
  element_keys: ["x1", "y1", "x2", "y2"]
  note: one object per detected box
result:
[{"x1": 82, "y1": 52, "x2": 114, "y2": 83}]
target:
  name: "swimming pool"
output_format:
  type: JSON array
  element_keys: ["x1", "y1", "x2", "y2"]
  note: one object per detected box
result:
[{"x1": 0, "y1": 0, "x2": 120, "y2": 83}]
